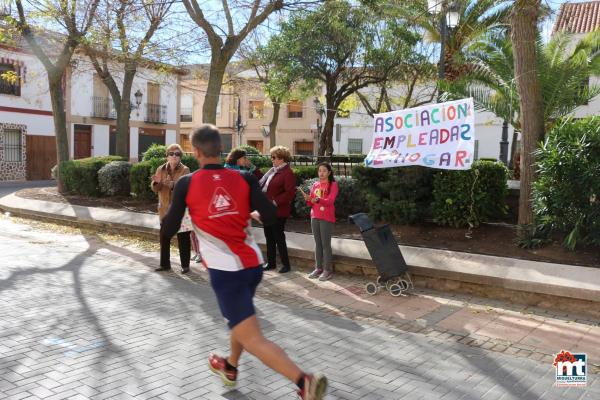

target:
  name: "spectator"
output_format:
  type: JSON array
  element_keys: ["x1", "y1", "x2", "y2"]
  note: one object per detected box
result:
[
  {"x1": 224, "y1": 147, "x2": 264, "y2": 179},
  {"x1": 301, "y1": 163, "x2": 338, "y2": 281},
  {"x1": 259, "y1": 146, "x2": 296, "y2": 273},
  {"x1": 151, "y1": 143, "x2": 191, "y2": 274}
]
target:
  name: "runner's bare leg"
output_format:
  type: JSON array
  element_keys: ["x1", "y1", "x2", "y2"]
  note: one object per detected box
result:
[
  {"x1": 231, "y1": 315, "x2": 303, "y2": 382},
  {"x1": 228, "y1": 335, "x2": 244, "y2": 367}
]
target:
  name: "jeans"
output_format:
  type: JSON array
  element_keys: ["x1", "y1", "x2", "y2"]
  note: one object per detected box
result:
[
  {"x1": 311, "y1": 218, "x2": 334, "y2": 271},
  {"x1": 263, "y1": 217, "x2": 290, "y2": 268}
]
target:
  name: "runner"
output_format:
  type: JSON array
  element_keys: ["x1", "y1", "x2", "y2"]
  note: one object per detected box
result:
[{"x1": 160, "y1": 124, "x2": 328, "y2": 400}]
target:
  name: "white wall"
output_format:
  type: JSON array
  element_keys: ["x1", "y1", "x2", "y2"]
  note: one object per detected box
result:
[
  {"x1": 165, "y1": 129, "x2": 176, "y2": 146},
  {"x1": 0, "y1": 49, "x2": 53, "y2": 111},
  {"x1": 0, "y1": 111, "x2": 54, "y2": 136},
  {"x1": 92, "y1": 124, "x2": 110, "y2": 156},
  {"x1": 70, "y1": 56, "x2": 179, "y2": 125},
  {"x1": 130, "y1": 127, "x2": 139, "y2": 161}
]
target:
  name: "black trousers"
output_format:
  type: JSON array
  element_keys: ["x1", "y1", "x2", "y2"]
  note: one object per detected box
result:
[
  {"x1": 264, "y1": 217, "x2": 290, "y2": 268},
  {"x1": 160, "y1": 231, "x2": 191, "y2": 269}
]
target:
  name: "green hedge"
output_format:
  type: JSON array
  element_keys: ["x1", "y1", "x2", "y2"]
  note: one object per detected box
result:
[
  {"x1": 431, "y1": 160, "x2": 508, "y2": 228},
  {"x1": 98, "y1": 161, "x2": 131, "y2": 196},
  {"x1": 130, "y1": 158, "x2": 165, "y2": 200},
  {"x1": 291, "y1": 166, "x2": 319, "y2": 183},
  {"x1": 353, "y1": 165, "x2": 435, "y2": 224},
  {"x1": 59, "y1": 156, "x2": 125, "y2": 196},
  {"x1": 142, "y1": 144, "x2": 167, "y2": 161},
  {"x1": 533, "y1": 117, "x2": 600, "y2": 249}
]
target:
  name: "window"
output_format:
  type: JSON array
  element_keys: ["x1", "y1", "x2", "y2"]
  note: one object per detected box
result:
[
  {"x1": 249, "y1": 100, "x2": 264, "y2": 119},
  {"x1": 180, "y1": 93, "x2": 193, "y2": 122},
  {"x1": 295, "y1": 141, "x2": 314, "y2": 156},
  {"x1": 3, "y1": 129, "x2": 22, "y2": 162},
  {"x1": 347, "y1": 138, "x2": 363, "y2": 154},
  {"x1": 287, "y1": 100, "x2": 303, "y2": 118},
  {"x1": 0, "y1": 64, "x2": 21, "y2": 96}
]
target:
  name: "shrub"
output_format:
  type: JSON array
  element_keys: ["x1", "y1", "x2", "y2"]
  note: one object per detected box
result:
[
  {"x1": 238, "y1": 145, "x2": 261, "y2": 156},
  {"x1": 291, "y1": 165, "x2": 319, "y2": 183},
  {"x1": 353, "y1": 165, "x2": 435, "y2": 224},
  {"x1": 130, "y1": 158, "x2": 165, "y2": 199},
  {"x1": 98, "y1": 161, "x2": 131, "y2": 196},
  {"x1": 249, "y1": 155, "x2": 271, "y2": 169},
  {"x1": 293, "y1": 176, "x2": 365, "y2": 220},
  {"x1": 533, "y1": 117, "x2": 600, "y2": 249},
  {"x1": 181, "y1": 154, "x2": 199, "y2": 172},
  {"x1": 431, "y1": 160, "x2": 508, "y2": 228},
  {"x1": 142, "y1": 143, "x2": 167, "y2": 161},
  {"x1": 59, "y1": 156, "x2": 125, "y2": 196}
]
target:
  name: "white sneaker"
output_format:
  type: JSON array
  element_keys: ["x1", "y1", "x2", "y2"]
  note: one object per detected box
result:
[
  {"x1": 308, "y1": 269, "x2": 323, "y2": 279},
  {"x1": 318, "y1": 271, "x2": 333, "y2": 281}
]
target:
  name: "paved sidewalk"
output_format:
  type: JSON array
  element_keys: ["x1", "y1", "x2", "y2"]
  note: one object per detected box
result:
[
  {"x1": 0, "y1": 216, "x2": 598, "y2": 400},
  {"x1": 1, "y1": 192, "x2": 600, "y2": 370}
]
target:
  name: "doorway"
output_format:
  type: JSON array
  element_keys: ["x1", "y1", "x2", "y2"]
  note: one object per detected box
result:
[{"x1": 74, "y1": 124, "x2": 92, "y2": 159}]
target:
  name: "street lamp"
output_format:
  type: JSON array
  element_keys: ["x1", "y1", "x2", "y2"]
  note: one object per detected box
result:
[
  {"x1": 428, "y1": 0, "x2": 460, "y2": 101},
  {"x1": 134, "y1": 89, "x2": 143, "y2": 116},
  {"x1": 313, "y1": 97, "x2": 324, "y2": 140}
]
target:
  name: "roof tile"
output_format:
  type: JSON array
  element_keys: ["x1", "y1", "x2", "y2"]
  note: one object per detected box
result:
[{"x1": 553, "y1": 1, "x2": 600, "y2": 34}]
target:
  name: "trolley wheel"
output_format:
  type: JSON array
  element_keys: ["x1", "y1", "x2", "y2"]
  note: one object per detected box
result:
[
  {"x1": 385, "y1": 277, "x2": 400, "y2": 291},
  {"x1": 398, "y1": 279, "x2": 410, "y2": 291},
  {"x1": 376, "y1": 276, "x2": 385, "y2": 287},
  {"x1": 388, "y1": 284, "x2": 403, "y2": 297},
  {"x1": 365, "y1": 282, "x2": 378, "y2": 295}
]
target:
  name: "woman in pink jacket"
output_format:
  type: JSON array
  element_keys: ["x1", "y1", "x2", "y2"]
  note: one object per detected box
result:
[{"x1": 301, "y1": 162, "x2": 339, "y2": 281}]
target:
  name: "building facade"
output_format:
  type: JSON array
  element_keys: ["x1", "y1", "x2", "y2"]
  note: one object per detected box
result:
[
  {"x1": 179, "y1": 69, "x2": 321, "y2": 155},
  {"x1": 0, "y1": 41, "x2": 183, "y2": 182}
]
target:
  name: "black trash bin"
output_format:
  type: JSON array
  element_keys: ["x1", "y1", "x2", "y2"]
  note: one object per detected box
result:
[{"x1": 350, "y1": 213, "x2": 411, "y2": 296}]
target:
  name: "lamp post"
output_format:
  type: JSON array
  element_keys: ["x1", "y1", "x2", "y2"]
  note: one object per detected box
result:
[
  {"x1": 428, "y1": 0, "x2": 460, "y2": 101},
  {"x1": 499, "y1": 120, "x2": 509, "y2": 165},
  {"x1": 313, "y1": 97, "x2": 325, "y2": 154},
  {"x1": 134, "y1": 89, "x2": 143, "y2": 117}
]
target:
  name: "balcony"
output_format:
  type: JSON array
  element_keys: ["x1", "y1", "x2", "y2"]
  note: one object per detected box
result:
[
  {"x1": 91, "y1": 96, "x2": 116, "y2": 119},
  {"x1": 0, "y1": 80, "x2": 20, "y2": 96},
  {"x1": 145, "y1": 103, "x2": 167, "y2": 124},
  {"x1": 180, "y1": 106, "x2": 193, "y2": 122}
]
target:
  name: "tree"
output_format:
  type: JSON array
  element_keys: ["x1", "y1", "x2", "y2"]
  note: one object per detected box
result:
[
  {"x1": 82, "y1": 0, "x2": 174, "y2": 158},
  {"x1": 182, "y1": 0, "x2": 284, "y2": 125},
  {"x1": 409, "y1": 0, "x2": 510, "y2": 90},
  {"x1": 511, "y1": 0, "x2": 544, "y2": 225},
  {"x1": 442, "y1": 29, "x2": 600, "y2": 165},
  {"x1": 13, "y1": 0, "x2": 99, "y2": 192},
  {"x1": 265, "y1": 1, "x2": 417, "y2": 155},
  {"x1": 239, "y1": 37, "x2": 305, "y2": 148}
]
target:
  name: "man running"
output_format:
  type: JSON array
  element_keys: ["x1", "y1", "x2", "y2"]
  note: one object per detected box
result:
[{"x1": 160, "y1": 124, "x2": 327, "y2": 400}]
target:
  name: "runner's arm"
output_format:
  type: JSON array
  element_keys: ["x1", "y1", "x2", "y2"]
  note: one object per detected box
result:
[
  {"x1": 160, "y1": 174, "x2": 191, "y2": 240},
  {"x1": 242, "y1": 172, "x2": 277, "y2": 226}
]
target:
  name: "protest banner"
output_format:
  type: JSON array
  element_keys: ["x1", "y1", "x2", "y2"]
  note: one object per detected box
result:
[{"x1": 365, "y1": 98, "x2": 475, "y2": 170}]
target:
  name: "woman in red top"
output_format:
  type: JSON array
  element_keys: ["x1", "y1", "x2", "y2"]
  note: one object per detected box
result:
[
  {"x1": 259, "y1": 146, "x2": 296, "y2": 273},
  {"x1": 301, "y1": 162, "x2": 339, "y2": 281}
]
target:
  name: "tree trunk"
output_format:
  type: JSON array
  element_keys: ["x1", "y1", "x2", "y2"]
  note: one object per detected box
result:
[
  {"x1": 202, "y1": 57, "x2": 228, "y2": 125},
  {"x1": 511, "y1": 0, "x2": 545, "y2": 226},
  {"x1": 115, "y1": 71, "x2": 134, "y2": 158},
  {"x1": 269, "y1": 100, "x2": 280, "y2": 149},
  {"x1": 319, "y1": 93, "x2": 336, "y2": 156},
  {"x1": 48, "y1": 72, "x2": 69, "y2": 193}
]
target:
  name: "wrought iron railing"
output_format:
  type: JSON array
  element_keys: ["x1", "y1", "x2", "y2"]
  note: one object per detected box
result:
[
  {"x1": 91, "y1": 96, "x2": 116, "y2": 119},
  {"x1": 180, "y1": 107, "x2": 193, "y2": 122},
  {"x1": 145, "y1": 103, "x2": 167, "y2": 124},
  {"x1": 0, "y1": 80, "x2": 20, "y2": 96}
]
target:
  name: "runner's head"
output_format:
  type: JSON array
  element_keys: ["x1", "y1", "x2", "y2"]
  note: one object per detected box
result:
[{"x1": 191, "y1": 124, "x2": 222, "y2": 162}]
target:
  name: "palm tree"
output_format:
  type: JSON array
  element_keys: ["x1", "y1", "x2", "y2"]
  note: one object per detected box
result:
[
  {"x1": 412, "y1": 0, "x2": 512, "y2": 82},
  {"x1": 443, "y1": 29, "x2": 600, "y2": 132}
]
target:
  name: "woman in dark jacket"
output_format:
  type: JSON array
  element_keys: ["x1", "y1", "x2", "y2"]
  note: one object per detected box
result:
[
  {"x1": 223, "y1": 147, "x2": 264, "y2": 179},
  {"x1": 259, "y1": 146, "x2": 296, "y2": 273}
]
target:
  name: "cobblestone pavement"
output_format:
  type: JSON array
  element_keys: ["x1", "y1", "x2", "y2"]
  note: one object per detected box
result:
[{"x1": 0, "y1": 216, "x2": 598, "y2": 400}]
